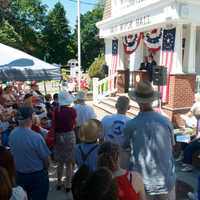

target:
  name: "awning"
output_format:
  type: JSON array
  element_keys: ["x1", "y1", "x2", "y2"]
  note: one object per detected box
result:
[{"x1": 0, "y1": 43, "x2": 61, "y2": 81}]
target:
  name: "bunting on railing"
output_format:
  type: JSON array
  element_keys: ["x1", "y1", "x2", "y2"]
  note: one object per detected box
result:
[
  {"x1": 144, "y1": 29, "x2": 162, "y2": 52},
  {"x1": 123, "y1": 33, "x2": 142, "y2": 54}
]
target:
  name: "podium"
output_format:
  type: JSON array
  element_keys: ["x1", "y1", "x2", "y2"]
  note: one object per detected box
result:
[{"x1": 132, "y1": 70, "x2": 150, "y2": 87}]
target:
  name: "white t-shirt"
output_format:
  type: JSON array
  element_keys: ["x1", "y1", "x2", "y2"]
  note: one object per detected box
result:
[
  {"x1": 10, "y1": 186, "x2": 28, "y2": 200},
  {"x1": 73, "y1": 104, "x2": 96, "y2": 127},
  {"x1": 101, "y1": 114, "x2": 131, "y2": 146},
  {"x1": 191, "y1": 101, "x2": 200, "y2": 115}
]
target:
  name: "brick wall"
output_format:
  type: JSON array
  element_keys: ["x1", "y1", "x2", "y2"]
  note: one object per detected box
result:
[
  {"x1": 162, "y1": 74, "x2": 196, "y2": 127},
  {"x1": 166, "y1": 74, "x2": 196, "y2": 109},
  {"x1": 103, "y1": 0, "x2": 111, "y2": 20}
]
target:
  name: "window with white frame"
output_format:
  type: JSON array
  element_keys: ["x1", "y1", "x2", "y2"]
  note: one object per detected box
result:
[
  {"x1": 112, "y1": 0, "x2": 149, "y2": 16},
  {"x1": 112, "y1": 0, "x2": 133, "y2": 14}
]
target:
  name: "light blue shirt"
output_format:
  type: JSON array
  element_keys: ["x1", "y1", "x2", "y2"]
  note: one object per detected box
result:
[
  {"x1": 124, "y1": 111, "x2": 176, "y2": 195},
  {"x1": 9, "y1": 127, "x2": 51, "y2": 173},
  {"x1": 101, "y1": 114, "x2": 131, "y2": 146},
  {"x1": 75, "y1": 143, "x2": 99, "y2": 171}
]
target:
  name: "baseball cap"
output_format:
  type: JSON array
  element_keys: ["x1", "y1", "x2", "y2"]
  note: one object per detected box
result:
[{"x1": 16, "y1": 107, "x2": 34, "y2": 120}]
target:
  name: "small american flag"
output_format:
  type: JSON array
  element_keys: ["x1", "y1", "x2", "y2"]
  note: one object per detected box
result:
[
  {"x1": 111, "y1": 39, "x2": 119, "y2": 75},
  {"x1": 160, "y1": 28, "x2": 176, "y2": 102}
]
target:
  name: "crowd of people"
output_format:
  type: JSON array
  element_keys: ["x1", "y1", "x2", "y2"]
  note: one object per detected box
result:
[{"x1": 0, "y1": 79, "x2": 199, "y2": 200}]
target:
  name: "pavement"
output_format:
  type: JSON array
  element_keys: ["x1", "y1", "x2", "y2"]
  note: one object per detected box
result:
[{"x1": 47, "y1": 102, "x2": 199, "y2": 200}]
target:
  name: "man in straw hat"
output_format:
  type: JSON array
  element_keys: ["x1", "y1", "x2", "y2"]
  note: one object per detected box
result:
[
  {"x1": 73, "y1": 91, "x2": 96, "y2": 143},
  {"x1": 124, "y1": 80, "x2": 176, "y2": 200}
]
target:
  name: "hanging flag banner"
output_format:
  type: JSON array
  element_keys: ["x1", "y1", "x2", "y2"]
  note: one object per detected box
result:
[
  {"x1": 123, "y1": 33, "x2": 142, "y2": 54},
  {"x1": 111, "y1": 39, "x2": 119, "y2": 75},
  {"x1": 160, "y1": 27, "x2": 176, "y2": 103},
  {"x1": 144, "y1": 29, "x2": 162, "y2": 52}
]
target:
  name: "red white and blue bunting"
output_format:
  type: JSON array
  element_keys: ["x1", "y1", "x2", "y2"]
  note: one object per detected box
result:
[
  {"x1": 144, "y1": 29, "x2": 162, "y2": 52},
  {"x1": 123, "y1": 33, "x2": 142, "y2": 54}
]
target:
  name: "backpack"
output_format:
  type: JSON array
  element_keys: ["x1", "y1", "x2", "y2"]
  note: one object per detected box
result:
[{"x1": 78, "y1": 144, "x2": 98, "y2": 172}]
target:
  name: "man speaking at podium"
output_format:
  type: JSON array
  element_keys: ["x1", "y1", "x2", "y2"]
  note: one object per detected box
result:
[{"x1": 140, "y1": 55, "x2": 157, "y2": 82}]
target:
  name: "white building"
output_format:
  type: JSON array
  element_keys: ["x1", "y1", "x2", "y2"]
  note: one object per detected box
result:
[{"x1": 96, "y1": 0, "x2": 200, "y2": 121}]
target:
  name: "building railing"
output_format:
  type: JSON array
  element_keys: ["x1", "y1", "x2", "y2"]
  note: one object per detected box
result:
[
  {"x1": 196, "y1": 75, "x2": 200, "y2": 93},
  {"x1": 93, "y1": 73, "x2": 117, "y2": 102}
]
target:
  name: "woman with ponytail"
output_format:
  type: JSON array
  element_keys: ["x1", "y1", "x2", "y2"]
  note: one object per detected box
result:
[{"x1": 97, "y1": 142, "x2": 146, "y2": 200}]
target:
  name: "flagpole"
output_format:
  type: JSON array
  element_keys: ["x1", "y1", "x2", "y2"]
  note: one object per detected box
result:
[{"x1": 77, "y1": 0, "x2": 81, "y2": 90}]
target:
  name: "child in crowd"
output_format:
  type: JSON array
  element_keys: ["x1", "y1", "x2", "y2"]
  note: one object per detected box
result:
[
  {"x1": 75, "y1": 119, "x2": 102, "y2": 172},
  {"x1": 0, "y1": 166, "x2": 12, "y2": 200},
  {"x1": 23, "y1": 93, "x2": 33, "y2": 108},
  {"x1": 80, "y1": 167, "x2": 118, "y2": 200},
  {"x1": 45, "y1": 94, "x2": 53, "y2": 119},
  {"x1": 52, "y1": 93, "x2": 58, "y2": 108},
  {"x1": 0, "y1": 146, "x2": 27, "y2": 200},
  {"x1": 32, "y1": 115, "x2": 48, "y2": 138},
  {"x1": 72, "y1": 165, "x2": 92, "y2": 200},
  {"x1": 1, "y1": 119, "x2": 18, "y2": 147},
  {"x1": 97, "y1": 142, "x2": 146, "y2": 200}
]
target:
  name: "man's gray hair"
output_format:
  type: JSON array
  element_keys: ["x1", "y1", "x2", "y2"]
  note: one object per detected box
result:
[
  {"x1": 116, "y1": 96, "x2": 130, "y2": 113},
  {"x1": 18, "y1": 119, "x2": 31, "y2": 127}
]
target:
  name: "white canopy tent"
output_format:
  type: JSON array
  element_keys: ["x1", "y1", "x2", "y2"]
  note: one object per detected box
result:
[{"x1": 0, "y1": 43, "x2": 60, "y2": 81}]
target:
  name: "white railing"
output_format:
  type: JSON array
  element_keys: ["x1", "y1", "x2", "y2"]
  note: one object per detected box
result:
[
  {"x1": 196, "y1": 75, "x2": 200, "y2": 93},
  {"x1": 93, "y1": 73, "x2": 118, "y2": 102}
]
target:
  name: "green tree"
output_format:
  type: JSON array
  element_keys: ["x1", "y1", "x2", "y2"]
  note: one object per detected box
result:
[
  {"x1": 73, "y1": 5, "x2": 104, "y2": 71},
  {"x1": 10, "y1": 0, "x2": 47, "y2": 30},
  {"x1": 43, "y1": 2, "x2": 72, "y2": 64},
  {"x1": 0, "y1": 0, "x2": 48, "y2": 59},
  {"x1": 0, "y1": 0, "x2": 10, "y2": 23},
  {"x1": 88, "y1": 54, "x2": 105, "y2": 79},
  {"x1": 0, "y1": 20, "x2": 22, "y2": 48}
]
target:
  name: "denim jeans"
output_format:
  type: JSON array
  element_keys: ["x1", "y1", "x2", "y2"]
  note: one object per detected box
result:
[
  {"x1": 183, "y1": 139, "x2": 200, "y2": 165},
  {"x1": 16, "y1": 170, "x2": 49, "y2": 200},
  {"x1": 198, "y1": 174, "x2": 200, "y2": 200}
]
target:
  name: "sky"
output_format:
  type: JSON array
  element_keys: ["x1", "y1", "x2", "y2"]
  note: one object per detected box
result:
[{"x1": 42, "y1": 0, "x2": 98, "y2": 29}]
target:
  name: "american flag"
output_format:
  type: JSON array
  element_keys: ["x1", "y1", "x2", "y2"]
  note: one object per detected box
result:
[
  {"x1": 160, "y1": 28, "x2": 176, "y2": 102},
  {"x1": 111, "y1": 39, "x2": 119, "y2": 75}
]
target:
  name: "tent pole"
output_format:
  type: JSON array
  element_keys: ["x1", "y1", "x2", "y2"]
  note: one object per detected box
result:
[{"x1": 43, "y1": 81, "x2": 47, "y2": 95}]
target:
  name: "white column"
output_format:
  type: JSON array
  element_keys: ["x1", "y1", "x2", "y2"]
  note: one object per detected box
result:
[
  {"x1": 182, "y1": 24, "x2": 189, "y2": 73},
  {"x1": 117, "y1": 38, "x2": 125, "y2": 70},
  {"x1": 188, "y1": 24, "x2": 196, "y2": 73},
  {"x1": 171, "y1": 23, "x2": 183, "y2": 74},
  {"x1": 129, "y1": 52, "x2": 136, "y2": 71},
  {"x1": 105, "y1": 39, "x2": 112, "y2": 74}
]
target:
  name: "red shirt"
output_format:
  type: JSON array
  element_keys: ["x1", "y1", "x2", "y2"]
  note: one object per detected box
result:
[
  {"x1": 31, "y1": 125, "x2": 41, "y2": 133},
  {"x1": 52, "y1": 106, "x2": 76, "y2": 133},
  {"x1": 115, "y1": 171, "x2": 139, "y2": 200}
]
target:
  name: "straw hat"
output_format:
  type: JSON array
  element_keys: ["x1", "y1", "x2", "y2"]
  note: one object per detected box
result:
[
  {"x1": 79, "y1": 119, "x2": 102, "y2": 143},
  {"x1": 58, "y1": 91, "x2": 74, "y2": 106},
  {"x1": 129, "y1": 80, "x2": 160, "y2": 103}
]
